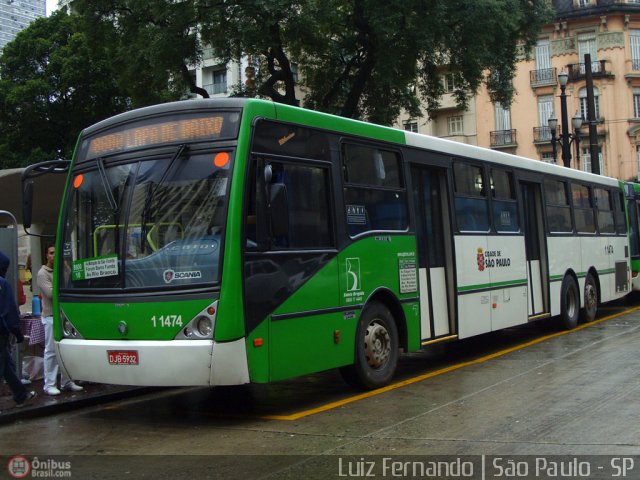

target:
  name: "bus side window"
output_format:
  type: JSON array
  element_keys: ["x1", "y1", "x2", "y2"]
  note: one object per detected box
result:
[
  {"x1": 490, "y1": 168, "x2": 519, "y2": 233},
  {"x1": 572, "y1": 183, "x2": 595, "y2": 233},
  {"x1": 544, "y1": 179, "x2": 572, "y2": 233},
  {"x1": 613, "y1": 191, "x2": 627, "y2": 235},
  {"x1": 342, "y1": 143, "x2": 407, "y2": 236},
  {"x1": 594, "y1": 188, "x2": 615, "y2": 234},
  {"x1": 453, "y1": 162, "x2": 489, "y2": 232},
  {"x1": 258, "y1": 161, "x2": 333, "y2": 250}
]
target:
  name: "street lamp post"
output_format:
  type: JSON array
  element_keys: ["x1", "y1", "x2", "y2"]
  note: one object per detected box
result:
[{"x1": 548, "y1": 70, "x2": 583, "y2": 168}]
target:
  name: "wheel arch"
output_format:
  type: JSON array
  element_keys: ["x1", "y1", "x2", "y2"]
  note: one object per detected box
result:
[{"x1": 364, "y1": 288, "x2": 408, "y2": 352}]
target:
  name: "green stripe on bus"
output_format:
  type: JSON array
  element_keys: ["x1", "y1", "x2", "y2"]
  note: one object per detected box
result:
[
  {"x1": 457, "y1": 278, "x2": 528, "y2": 293},
  {"x1": 550, "y1": 269, "x2": 616, "y2": 283}
]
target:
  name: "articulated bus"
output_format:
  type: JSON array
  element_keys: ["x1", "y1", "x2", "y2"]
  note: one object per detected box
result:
[{"x1": 26, "y1": 98, "x2": 632, "y2": 390}]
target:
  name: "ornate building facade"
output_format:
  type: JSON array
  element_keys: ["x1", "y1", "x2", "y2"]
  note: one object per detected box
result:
[{"x1": 396, "y1": 0, "x2": 640, "y2": 181}]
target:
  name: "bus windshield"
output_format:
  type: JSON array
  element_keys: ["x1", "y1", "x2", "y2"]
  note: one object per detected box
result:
[{"x1": 60, "y1": 149, "x2": 232, "y2": 291}]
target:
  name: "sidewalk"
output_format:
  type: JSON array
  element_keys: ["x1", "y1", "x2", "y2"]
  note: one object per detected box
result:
[{"x1": 0, "y1": 377, "x2": 152, "y2": 424}]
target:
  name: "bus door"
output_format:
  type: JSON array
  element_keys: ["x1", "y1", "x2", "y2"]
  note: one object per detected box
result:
[
  {"x1": 520, "y1": 181, "x2": 550, "y2": 317},
  {"x1": 411, "y1": 165, "x2": 455, "y2": 342}
]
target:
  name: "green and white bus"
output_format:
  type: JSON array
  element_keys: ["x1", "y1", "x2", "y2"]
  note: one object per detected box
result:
[
  {"x1": 625, "y1": 181, "x2": 640, "y2": 291},
  {"x1": 27, "y1": 98, "x2": 632, "y2": 389}
]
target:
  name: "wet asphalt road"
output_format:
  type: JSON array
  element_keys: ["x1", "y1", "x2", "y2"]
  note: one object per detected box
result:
[{"x1": 1, "y1": 301, "x2": 639, "y2": 479}]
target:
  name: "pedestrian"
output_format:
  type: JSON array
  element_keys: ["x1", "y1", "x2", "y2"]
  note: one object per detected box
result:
[
  {"x1": 0, "y1": 251, "x2": 36, "y2": 407},
  {"x1": 37, "y1": 244, "x2": 83, "y2": 396}
]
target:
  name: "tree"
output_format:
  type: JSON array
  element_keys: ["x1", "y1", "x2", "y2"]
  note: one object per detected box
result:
[
  {"x1": 74, "y1": 0, "x2": 553, "y2": 125},
  {"x1": 0, "y1": 10, "x2": 131, "y2": 168},
  {"x1": 296, "y1": 0, "x2": 553, "y2": 123},
  {"x1": 74, "y1": 0, "x2": 208, "y2": 102}
]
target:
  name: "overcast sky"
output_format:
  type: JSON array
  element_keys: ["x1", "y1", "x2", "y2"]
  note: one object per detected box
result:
[{"x1": 46, "y1": 0, "x2": 57, "y2": 16}]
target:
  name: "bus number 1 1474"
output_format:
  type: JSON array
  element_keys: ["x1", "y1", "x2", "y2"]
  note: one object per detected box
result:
[{"x1": 151, "y1": 315, "x2": 183, "y2": 328}]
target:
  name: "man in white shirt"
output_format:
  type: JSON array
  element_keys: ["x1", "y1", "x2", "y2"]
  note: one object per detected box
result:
[{"x1": 37, "y1": 244, "x2": 83, "y2": 396}]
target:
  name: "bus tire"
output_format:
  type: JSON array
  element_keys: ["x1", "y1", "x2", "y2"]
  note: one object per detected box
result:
[
  {"x1": 340, "y1": 302, "x2": 399, "y2": 390},
  {"x1": 559, "y1": 275, "x2": 580, "y2": 330},
  {"x1": 580, "y1": 272, "x2": 598, "y2": 323}
]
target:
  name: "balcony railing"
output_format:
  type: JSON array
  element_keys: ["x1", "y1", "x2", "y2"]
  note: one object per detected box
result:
[
  {"x1": 490, "y1": 129, "x2": 517, "y2": 148},
  {"x1": 567, "y1": 60, "x2": 612, "y2": 81},
  {"x1": 203, "y1": 82, "x2": 227, "y2": 95},
  {"x1": 530, "y1": 67, "x2": 557, "y2": 87},
  {"x1": 533, "y1": 126, "x2": 557, "y2": 143}
]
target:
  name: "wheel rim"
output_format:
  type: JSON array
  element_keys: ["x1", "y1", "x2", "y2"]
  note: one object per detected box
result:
[
  {"x1": 363, "y1": 320, "x2": 391, "y2": 369},
  {"x1": 585, "y1": 282, "x2": 597, "y2": 312},
  {"x1": 566, "y1": 284, "x2": 578, "y2": 318}
]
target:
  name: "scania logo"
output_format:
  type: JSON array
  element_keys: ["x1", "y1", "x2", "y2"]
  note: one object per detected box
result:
[
  {"x1": 117, "y1": 321, "x2": 128, "y2": 335},
  {"x1": 163, "y1": 269, "x2": 202, "y2": 283}
]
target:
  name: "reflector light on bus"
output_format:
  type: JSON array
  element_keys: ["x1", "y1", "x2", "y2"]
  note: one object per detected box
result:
[
  {"x1": 253, "y1": 338, "x2": 264, "y2": 347},
  {"x1": 214, "y1": 152, "x2": 229, "y2": 168},
  {"x1": 73, "y1": 175, "x2": 84, "y2": 189}
]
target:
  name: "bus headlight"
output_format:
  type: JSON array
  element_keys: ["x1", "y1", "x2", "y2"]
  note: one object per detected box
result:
[
  {"x1": 60, "y1": 309, "x2": 83, "y2": 339},
  {"x1": 196, "y1": 316, "x2": 213, "y2": 337},
  {"x1": 173, "y1": 301, "x2": 217, "y2": 340}
]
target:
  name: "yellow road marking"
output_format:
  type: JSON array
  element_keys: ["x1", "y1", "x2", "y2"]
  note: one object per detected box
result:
[{"x1": 259, "y1": 305, "x2": 640, "y2": 421}]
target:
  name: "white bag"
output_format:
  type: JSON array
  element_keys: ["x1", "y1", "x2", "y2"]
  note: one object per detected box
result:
[{"x1": 22, "y1": 355, "x2": 44, "y2": 381}]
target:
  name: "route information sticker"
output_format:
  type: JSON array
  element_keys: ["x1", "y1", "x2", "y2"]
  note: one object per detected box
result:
[
  {"x1": 398, "y1": 252, "x2": 417, "y2": 294},
  {"x1": 72, "y1": 255, "x2": 119, "y2": 281}
]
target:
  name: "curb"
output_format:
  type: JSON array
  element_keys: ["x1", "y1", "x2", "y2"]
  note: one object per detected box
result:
[{"x1": 0, "y1": 387, "x2": 159, "y2": 424}]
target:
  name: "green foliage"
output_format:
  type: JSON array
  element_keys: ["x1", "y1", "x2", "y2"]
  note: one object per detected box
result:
[
  {"x1": 72, "y1": 0, "x2": 552, "y2": 124},
  {"x1": 0, "y1": 10, "x2": 130, "y2": 168},
  {"x1": 74, "y1": 0, "x2": 204, "y2": 103},
  {"x1": 0, "y1": 0, "x2": 553, "y2": 170}
]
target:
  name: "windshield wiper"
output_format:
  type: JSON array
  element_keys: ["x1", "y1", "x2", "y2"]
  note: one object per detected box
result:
[
  {"x1": 97, "y1": 157, "x2": 118, "y2": 213},
  {"x1": 140, "y1": 144, "x2": 188, "y2": 253}
]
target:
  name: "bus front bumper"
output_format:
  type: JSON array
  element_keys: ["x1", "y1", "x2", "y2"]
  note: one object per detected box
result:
[{"x1": 57, "y1": 338, "x2": 250, "y2": 387}]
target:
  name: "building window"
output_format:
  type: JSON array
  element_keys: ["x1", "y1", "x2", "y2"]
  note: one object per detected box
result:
[
  {"x1": 578, "y1": 31, "x2": 599, "y2": 73},
  {"x1": 443, "y1": 73, "x2": 457, "y2": 93},
  {"x1": 632, "y1": 30, "x2": 640, "y2": 70},
  {"x1": 581, "y1": 147, "x2": 603, "y2": 175},
  {"x1": 448, "y1": 115, "x2": 464, "y2": 135},
  {"x1": 634, "y1": 88, "x2": 640, "y2": 118},
  {"x1": 204, "y1": 68, "x2": 228, "y2": 95},
  {"x1": 538, "y1": 95, "x2": 554, "y2": 124},
  {"x1": 403, "y1": 121, "x2": 418, "y2": 133},
  {"x1": 212, "y1": 69, "x2": 227, "y2": 94},
  {"x1": 535, "y1": 39, "x2": 551, "y2": 72},
  {"x1": 495, "y1": 103, "x2": 511, "y2": 131},
  {"x1": 541, "y1": 152, "x2": 555, "y2": 164},
  {"x1": 579, "y1": 87, "x2": 600, "y2": 121}
]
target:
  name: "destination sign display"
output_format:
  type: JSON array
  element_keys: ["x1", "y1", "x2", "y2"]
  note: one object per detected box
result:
[{"x1": 78, "y1": 110, "x2": 240, "y2": 161}]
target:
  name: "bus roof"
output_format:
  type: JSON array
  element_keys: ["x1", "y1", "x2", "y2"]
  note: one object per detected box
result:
[{"x1": 81, "y1": 97, "x2": 620, "y2": 188}]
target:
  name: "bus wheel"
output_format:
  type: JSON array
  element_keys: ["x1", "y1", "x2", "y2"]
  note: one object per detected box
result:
[
  {"x1": 340, "y1": 302, "x2": 399, "y2": 390},
  {"x1": 580, "y1": 272, "x2": 598, "y2": 323},
  {"x1": 560, "y1": 275, "x2": 580, "y2": 329}
]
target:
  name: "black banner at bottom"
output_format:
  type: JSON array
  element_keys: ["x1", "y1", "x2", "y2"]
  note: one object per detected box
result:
[{"x1": 1, "y1": 455, "x2": 638, "y2": 480}]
